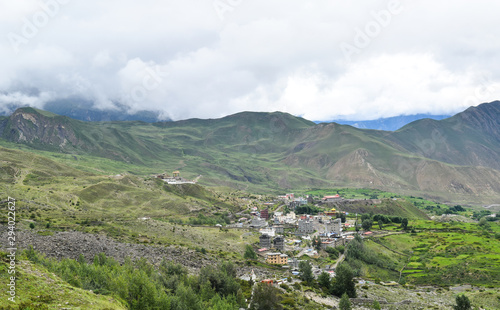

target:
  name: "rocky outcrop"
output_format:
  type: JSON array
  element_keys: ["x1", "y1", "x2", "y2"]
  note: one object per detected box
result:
[
  {"x1": 0, "y1": 228, "x2": 215, "y2": 273},
  {"x1": 2, "y1": 107, "x2": 79, "y2": 149}
]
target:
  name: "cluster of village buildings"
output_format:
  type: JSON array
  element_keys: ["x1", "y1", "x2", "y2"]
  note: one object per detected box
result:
[{"x1": 242, "y1": 193, "x2": 349, "y2": 272}]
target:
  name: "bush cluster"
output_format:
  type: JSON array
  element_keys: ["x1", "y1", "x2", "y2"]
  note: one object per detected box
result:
[{"x1": 24, "y1": 246, "x2": 244, "y2": 310}]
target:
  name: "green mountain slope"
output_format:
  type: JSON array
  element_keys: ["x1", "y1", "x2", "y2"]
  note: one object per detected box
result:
[
  {"x1": 385, "y1": 101, "x2": 500, "y2": 170},
  {"x1": 0, "y1": 146, "x2": 241, "y2": 232},
  {"x1": 1, "y1": 103, "x2": 500, "y2": 204}
]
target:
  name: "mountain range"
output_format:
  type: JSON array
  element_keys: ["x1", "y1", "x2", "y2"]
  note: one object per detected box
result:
[
  {"x1": 0, "y1": 99, "x2": 164, "y2": 122},
  {"x1": 1, "y1": 100, "x2": 451, "y2": 129},
  {"x1": 1, "y1": 101, "x2": 500, "y2": 204},
  {"x1": 331, "y1": 114, "x2": 451, "y2": 131}
]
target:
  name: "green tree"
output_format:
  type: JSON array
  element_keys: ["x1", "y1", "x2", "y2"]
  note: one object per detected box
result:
[
  {"x1": 339, "y1": 292, "x2": 352, "y2": 310},
  {"x1": 337, "y1": 212, "x2": 346, "y2": 223},
  {"x1": 372, "y1": 300, "x2": 381, "y2": 310},
  {"x1": 127, "y1": 269, "x2": 161, "y2": 310},
  {"x1": 362, "y1": 219, "x2": 372, "y2": 231},
  {"x1": 249, "y1": 283, "x2": 282, "y2": 310},
  {"x1": 318, "y1": 271, "x2": 331, "y2": 291},
  {"x1": 299, "y1": 261, "x2": 314, "y2": 285},
  {"x1": 244, "y1": 245, "x2": 257, "y2": 260},
  {"x1": 199, "y1": 262, "x2": 240, "y2": 298},
  {"x1": 378, "y1": 221, "x2": 383, "y2": 230},
  {"x1": 29, "y1": 222, "x2": 35, "y2": 229},
  {"x1": 478, "y1": 217, "x2": 490, "y2": 229},
  {"x1": 453, "y1": 294, "x2": 472, "y2": 310},
  {"x1": 158, "y1": 260, "x2": 187, "y2": 292},
  {"x1": 391, "y1": 216, "x2": 402, "y2": 223},
  {"x1": 401, "y1": 218, "x2": 409, "y2": 230},
  {"x1": 312, "y1": 236, "x2": 322, "y2": 251},
  {"x1": 209, "y1": 294, "x2": 239, "y2": 310},
  {"x1": 171, "y1": 283, "x2": 202, "y2": 310},
  {"x1": 345, "y1": 234, "x2": 364, "y2": 261},
  {"x1": 200, "y1": 280, "x2": 216, "y2": 301},
  {"x1": 325, "y1": 246, "x2": 339, "y2": 259},
  {"x1": 331, "y1": 263, "x2": 356, "y2": 298},
  {"x1": 379, "y1": 215, "x2": 390, "y2": 224}
]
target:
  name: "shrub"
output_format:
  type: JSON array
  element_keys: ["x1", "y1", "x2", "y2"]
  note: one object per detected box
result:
[
  {"x1": 280, "y1": 283, "x2": 290, "y2": 291},
  {"x1": 454, "y1": 294, "x2": 472, "y2": 310},
  {"x1": 339, "y1": 293, "x2": 352, "y2": 310}
]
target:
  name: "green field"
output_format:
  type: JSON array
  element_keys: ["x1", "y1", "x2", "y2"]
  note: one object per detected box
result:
[{"x1": 376, "y1": 227, "x2": 500, "y2": 286}]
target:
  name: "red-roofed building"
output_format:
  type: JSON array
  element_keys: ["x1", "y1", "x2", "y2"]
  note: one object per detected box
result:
[{"x1": 322, "y1": 194, "x2": 342, "y2": 202}]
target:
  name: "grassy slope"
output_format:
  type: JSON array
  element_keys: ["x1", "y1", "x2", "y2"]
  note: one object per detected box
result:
[
  {"x1": 0, "y1": 146, "x2": 255, "y2": 249},
  {"x1": 0, "y1": 258, "x2": 125, "y2": 309}
]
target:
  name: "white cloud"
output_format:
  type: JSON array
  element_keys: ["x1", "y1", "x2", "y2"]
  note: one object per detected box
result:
[
  {"x1": 1, "y1": 0, "x2": 500, "y2": 120},
  {"x1": 0, "y1": 91, "x2": 54, "y2": 114}
]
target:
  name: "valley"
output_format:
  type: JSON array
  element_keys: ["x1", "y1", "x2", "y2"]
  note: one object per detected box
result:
[
  {"x1": 0, "y1": 103, "x2": 499, "y2": 309},
  {"x1": 2, "y1": 102, "x2": 500, "y2": 204}
]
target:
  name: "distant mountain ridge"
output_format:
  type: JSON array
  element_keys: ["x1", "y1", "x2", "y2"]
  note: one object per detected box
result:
[
  {"x1": 43, "y1": 99, "x2": 165, "y2": 122},
  {"x1": 1, "y1": 101, "x2": 500, "y2": 204},
  {"x1": 0, "y1": 99, "x2": 165, "y2": 122},
  {"x1": 2, "y1": 99, "x2": 452, "y2": 127},
  {"x1": 330, "y1": 114, "x2": 451, "y2": 131}
]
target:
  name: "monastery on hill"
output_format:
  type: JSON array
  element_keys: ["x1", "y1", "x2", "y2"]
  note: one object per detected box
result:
[{"x1": 157, "y1": 171, "x2": 196, "y2": 184}]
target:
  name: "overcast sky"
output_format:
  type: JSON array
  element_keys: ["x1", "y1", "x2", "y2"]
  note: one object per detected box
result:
[{"x1": 2, "y1": 0, "x2": 500, "y2": 121}]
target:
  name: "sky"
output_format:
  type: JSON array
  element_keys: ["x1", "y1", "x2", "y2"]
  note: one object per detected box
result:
[{"x1": 2, "y1": 0, "x2": 500, "y2": 121}]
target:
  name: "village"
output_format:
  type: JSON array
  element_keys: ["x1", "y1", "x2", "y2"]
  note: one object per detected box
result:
[
  {"x1": 236, "y1": 193, "x2": 372, "y2": 285},
  {"x1": 155, "y1": 171, "x2": 398, "y2": 286}
]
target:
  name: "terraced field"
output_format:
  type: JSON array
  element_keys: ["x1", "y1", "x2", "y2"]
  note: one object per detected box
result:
[{"x1": 378, "y1": 225, "x2": 500, "y2": 286}]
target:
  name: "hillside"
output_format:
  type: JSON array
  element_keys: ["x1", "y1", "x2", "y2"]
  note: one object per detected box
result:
[
  {"x1": 385, "y1": 101, "x2": 500, "y2": 170},
  {"x1": 1, "y1": 103, "x2": 500, "y2": 203},
  {"x1": 0, "y1": 258, "x2": 126, "y2": 309},
  {"x1": 0, "y1": 146, "x2": 247, "y2": 243},
  {"x1": 324, "y1": 198, "x2": 429, "y2": 220},
  {"x1": 0, "y1": 142, "x2": 499, "y2": 309}
]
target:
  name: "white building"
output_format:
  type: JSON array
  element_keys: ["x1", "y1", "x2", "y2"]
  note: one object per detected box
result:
[
  {"x1": 277, "y1": 211, "x2": 296, "y2": 224},
  {"x1": 260, "y1": 227, "x2": 276, "y2": 237}
]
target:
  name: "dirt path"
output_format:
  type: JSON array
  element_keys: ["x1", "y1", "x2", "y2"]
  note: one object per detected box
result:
[
  {"x1": 331, "y1": 252, "x2": 345, "y2": 269},
  {"x1": 304, "y1": 291, "x2": 338, "y2": 308}
]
